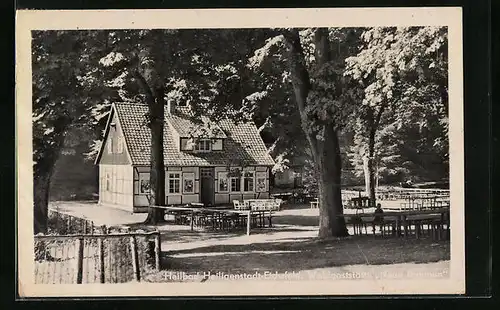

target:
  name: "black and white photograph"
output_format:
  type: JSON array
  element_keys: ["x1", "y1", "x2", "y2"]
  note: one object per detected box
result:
[{"x1": 16, "y1": 8, "x2": 465, "y2": 296}]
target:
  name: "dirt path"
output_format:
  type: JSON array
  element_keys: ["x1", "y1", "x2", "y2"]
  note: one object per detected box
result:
[{"x1": 49, "y1": 201, "x2": 147, "y2": 226}]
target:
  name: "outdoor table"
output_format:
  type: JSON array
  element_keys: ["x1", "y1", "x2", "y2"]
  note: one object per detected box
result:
[
  {"x1": 244, "y1": 199, "x2": 267, "y2": 206},
  {"x1": 338, "y1": 207, "x2": 450, "y2": 239},
  {"x1": 188, "y1": 203, "x2": 205, "y2": 208},
  {"x1": 243, "y1": 199, "x2": 280, "y2": 211},
  {"x1": 151, "y1": 205, "x2": 273, "y2": 236},
  {"x1": 271, "y1": 193, "x2": 292, "y2": 199}
]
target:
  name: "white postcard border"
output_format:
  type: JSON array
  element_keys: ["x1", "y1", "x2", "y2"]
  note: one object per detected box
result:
[{"x1": 16, "y1": 7, "x2": 465, "y2": 297}]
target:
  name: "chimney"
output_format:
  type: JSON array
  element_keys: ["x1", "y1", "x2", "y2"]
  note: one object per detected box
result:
[{"x1": 166, "y1": 100, "x2": 174, "y2": 115}]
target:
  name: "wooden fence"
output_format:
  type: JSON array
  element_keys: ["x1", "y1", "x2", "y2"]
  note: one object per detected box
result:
[
  {"x1": 34, "y1": 229, "x2": 161, "y2": 284},
  {"x1": 376, "y1": 188, "x2": 450, "y2": 201}
]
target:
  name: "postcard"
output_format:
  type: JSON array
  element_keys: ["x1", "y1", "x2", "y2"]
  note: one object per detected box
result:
[{"x1": 16, "y1": 7, "x2": 465, "y2": 297}]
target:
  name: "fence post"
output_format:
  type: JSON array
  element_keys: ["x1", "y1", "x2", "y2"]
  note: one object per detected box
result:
[
  {"x1": 129, "y1": 235, "x2": 140, "y2": 282},
  {"x1": 98, "y1": 237, "x2": 105, "y2": 283},
  {"x1": 76, "y1": 237, "x2": 84, "y2": 284},
  {"x1": 90, "y1": 221, "x2": 94, "y2": 235},
  {"x1": 190, "y1": 211, "x2": 195, "y2": 231},
  {"x1": 83, "y1": 220, "x2": 88, "y2": 235},
  {"x1": 67, "y1": 216, "x2": 72, "y2": 234},
  {"x1": 154, "y1": 231, "x2": 161, "y2": 271}
]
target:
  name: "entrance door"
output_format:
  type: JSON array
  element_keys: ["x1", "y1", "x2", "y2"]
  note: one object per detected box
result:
[{"x1": 200, "y1": 168, "x2": 215, "y2": 206}]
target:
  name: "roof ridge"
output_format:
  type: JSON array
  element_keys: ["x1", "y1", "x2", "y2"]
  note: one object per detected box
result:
[
  {"x1": 108, "y1": 102, "x2": 275, "y2": 167},
  {"x1": 113, "y1": 101, "x2": 147, "y2": 106}
]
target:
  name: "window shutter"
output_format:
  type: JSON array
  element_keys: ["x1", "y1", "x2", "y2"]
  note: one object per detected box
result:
[
  {"x1": 212, "y1": 139, "x2": 223, "y2": 151},
  {"x1": 108, "y1": 138, "x2": 113, "y2": 153},
  {"x1": 117, "y1": 137, "x2": 124, "y2": 153}
]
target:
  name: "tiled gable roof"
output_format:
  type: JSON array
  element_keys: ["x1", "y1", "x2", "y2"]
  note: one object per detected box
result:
[
  {"x1": 168, "y1": 114, "x2": 227, "y2": 139},
  {"x1": 113, "y1": 102, "x2": 275, "y2": 167}
]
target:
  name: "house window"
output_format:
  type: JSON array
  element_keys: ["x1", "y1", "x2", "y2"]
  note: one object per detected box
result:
[
  {"x1": 168, "y1": 173, "x2": 181, "y2": 194},
  {"x1": 108, "y1": 138, "x2": 113, "y2": 153},
  {"x1": 177, "y1": 100, "x2": 188, "y2": 107},
  {"x1": 183, "y1": 172, "x2": 195, "y2": 194},
  {"x1": 117, "y1": 137, "x2": 124, "y2": 153},
  {"x1": 230, "y1": 176, "x2": 241, "y2": 192},
  {"x1": 180, "y1": 138, "x2": 195, "y2": 151},
  {"x1": 218, "y1": 172, "x2": 229, "y2": 192},
  {"x1": 256, "y1": 172, "x2": 267, "y2": 192},
  {"x1": 105, "y1": 173, "x2": 110, "y2": 191},
  {"x1": 139, "y1": 173, "x2": 150, "y2": 194},
  {"x1": 243, "y1": 171, "x2": 254, "y2": 192},
  {"x1": 194, "y1": 139, "x2": 211, "y2": 151}
]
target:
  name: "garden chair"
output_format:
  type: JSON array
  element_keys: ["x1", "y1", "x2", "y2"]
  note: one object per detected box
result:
[
  {"x1": 310, "y1": 198, "x2": 319, "y2": 209},
  {"x1": 347, "y1": 215, "x2": 366, "y2": 235},
  {"x1": 233, "y1": 200, "x2": 242, "y2": 210},
  {"x1": 377, "y1": 215, "x2": 398, "y2": 237},
  {"x1": 274, "y1": 198, "x2": 283, "y2": 211}
]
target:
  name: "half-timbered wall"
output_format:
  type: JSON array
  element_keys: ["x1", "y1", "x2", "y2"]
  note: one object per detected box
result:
[
  {"x1": 132, "y1": 166, "x2": 201, "y2": 208},
  {"x1": 165, "y1": 166, "x2": 200, "y2": 205},
  {"x1": 131, "y1": 165, "x2": 271, "y2": 208},
  {"x1": 215, "y1": 166, "x2": 270, "y2": 204},
  {"x1": 98, "y1": 164, "x2": 134, "y2": 211},
  {"x1": 99, "y1": 112, "x2": 130, "y2": 165},
  {"x1": 132, "y1": 166, "x2": 151, "y2": 208}
]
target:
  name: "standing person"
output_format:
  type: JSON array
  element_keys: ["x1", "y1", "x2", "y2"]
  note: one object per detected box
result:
[{"x1": 373, "y1": 203, "x2": 384, "y2": 234}]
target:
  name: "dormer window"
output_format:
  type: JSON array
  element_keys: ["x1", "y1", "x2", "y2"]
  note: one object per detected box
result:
[
  {"x1": 180, "y1": 137, "x2": 223, "y2": 152},
  {"x1": 194, "y1": 139, "x2": 211, "y2": 151}
]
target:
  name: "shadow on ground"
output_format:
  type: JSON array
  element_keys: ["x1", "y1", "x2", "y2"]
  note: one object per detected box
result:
[
  {"x1": 159, "y1": 229, "x2": 243, "y2": 243},
  {"x1": 279, "y1": 203, "x2": 311, "y2": 210},
  {"x1": 272, "y1": 215, "x2": 319, "y2": 226},
  {"x1": 161, "y1": 236, "x2": 450, "y2": 275}
]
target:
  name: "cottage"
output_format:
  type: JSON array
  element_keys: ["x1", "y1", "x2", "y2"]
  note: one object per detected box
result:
[{"x1": 94, "y1": 102, "x2": 275, "y2": 212}]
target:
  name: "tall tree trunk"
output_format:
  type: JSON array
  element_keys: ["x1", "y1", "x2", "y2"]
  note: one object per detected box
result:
[
  {"x1": 34, "y1": 171, "x2": 52, "y2": 234},
  {"x1": 317, "y1": 125, "x2": 349, "y2": 237},
  {"x1": 33, "y1": 124, "x2": 67, "y2": 234},
  {"x1": 133, "y1": 62, "x2": 166, "y2": 225},
  {"x1": 283, "y1": 28, "x2": 348, "y2": 238},
  {"x1": 363, "y1": 105, "x2": 384, "y2": 207},
  {"x1": 145, "y1": 87, "x2": 166, "y2": 224},
  {"x1": 34, "y1": 153, "x2": 60, "y2": 234},
  {"x1": 363, "y1": 151, "x2": 376, "y2": 206}
]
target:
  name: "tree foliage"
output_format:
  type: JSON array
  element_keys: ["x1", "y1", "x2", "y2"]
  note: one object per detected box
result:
[
  {"x1": 344, "y1": 26, "x2": 449, "y2": 187},
  {"x1": 32, "y1": 27, "x2": 450, "y2": 235},
  {"x1": 32, "y1": 30, "x2": 112, "y2": 233}
]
